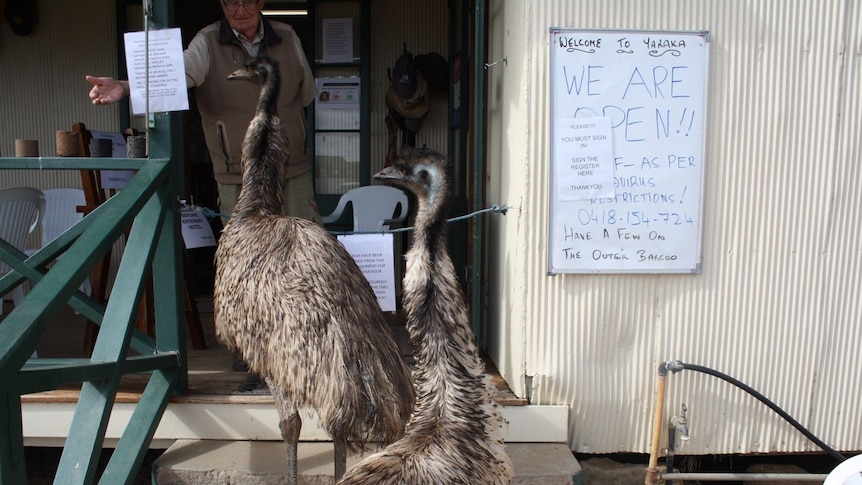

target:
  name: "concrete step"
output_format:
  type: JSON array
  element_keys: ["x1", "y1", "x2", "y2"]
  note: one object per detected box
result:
[{"x1": 153, "y1": 440, "x2": 582, "y2": 485}]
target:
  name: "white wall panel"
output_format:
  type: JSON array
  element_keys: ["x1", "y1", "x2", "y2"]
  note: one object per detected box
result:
[
  {"x1": 1, "y1": 0, "x2": 129, "y2": 297},
  {"x1": 368, "y1": 0, "x2": 450, "y2": 175},
  {"x1": 0, "y1": 0, "x2": 119, "y2": 186},
  {"x1": 487, "y1": 0, "x2": 862, "y2": 454}
]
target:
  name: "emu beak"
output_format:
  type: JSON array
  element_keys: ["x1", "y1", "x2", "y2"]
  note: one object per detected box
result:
[
  {"x1": 375, "y1": 166, "x2": 403, "y2": 181},
  {"x1": 227, "y1": 68, "x2": 252, "y2": 81}
]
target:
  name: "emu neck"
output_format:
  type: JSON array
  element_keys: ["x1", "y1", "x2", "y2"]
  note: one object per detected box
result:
[
  {"x1": 257, "y1": 76, "x2": 279, "y2": 116},
  {"x1": 233, "y1": 75, "x2": 286, "y2": 218},
  {"x1": 403, "y1": 188, "x2": 486, "y2": 423}
]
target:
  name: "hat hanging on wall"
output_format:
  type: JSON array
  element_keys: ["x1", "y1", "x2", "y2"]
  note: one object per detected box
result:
[
  {"x1": 414, "y1": 52, "x2": 449, "y2": 93},
  {"x1": 386, "y1": 52, "x2": 428, "y2": 133},
  {"x1": 4, "y1": 0, "x2": 37, "y2": 37}
]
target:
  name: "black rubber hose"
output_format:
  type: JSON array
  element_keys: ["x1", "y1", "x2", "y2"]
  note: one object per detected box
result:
[{"x1": 680, "y1": 362, "x2": 847, "y2": 462}]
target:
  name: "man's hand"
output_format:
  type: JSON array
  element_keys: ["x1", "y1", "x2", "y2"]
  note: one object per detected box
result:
[{"x1": 85, "y1": 75, "x2": 127, "y2": 105}]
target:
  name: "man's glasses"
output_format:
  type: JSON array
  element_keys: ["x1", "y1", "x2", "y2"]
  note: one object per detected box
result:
[{"x1": 223, "y1": 0, "x2": 260, "y2": 11}]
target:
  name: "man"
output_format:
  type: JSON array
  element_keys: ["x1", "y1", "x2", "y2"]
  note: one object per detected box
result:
[
  {"x1": 87, "y1": 0, "x2": 319, "y2": 223},
  {"x1": 88, "y1": 1, "x2": 318, "y2": 375}
]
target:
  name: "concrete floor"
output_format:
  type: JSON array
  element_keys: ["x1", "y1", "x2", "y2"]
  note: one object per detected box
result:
[{"x1": 152, "y1": 440, "x2": 583, "y2": 485}]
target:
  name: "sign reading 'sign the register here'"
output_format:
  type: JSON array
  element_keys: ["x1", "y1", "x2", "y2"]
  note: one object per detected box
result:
[{"x1": 548, "y1": 29, "x2": 709, "y2": 274}]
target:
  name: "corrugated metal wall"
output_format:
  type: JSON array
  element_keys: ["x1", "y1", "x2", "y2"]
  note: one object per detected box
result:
[
  {"x1": 2, "y1": 0, "x2": 451, "y2": 295},
  {"x1": 486, "y1": 0, "x2": 862, "y2": 454},
  {"x1": 0, "y1": 0, "x2": 119, "y2": 190},
  {"x1": 1, "y1": 1, "x2": 125, "y2": 290},
  {"x1": 312, "y1": 0, "x2": 449, "y2": 185},
  {"x1": 367, "y1": 0, "x2": 450, "y2": 175},
  {"x1": 7, "y1": 0, "x2": 857, "y2": 458}
]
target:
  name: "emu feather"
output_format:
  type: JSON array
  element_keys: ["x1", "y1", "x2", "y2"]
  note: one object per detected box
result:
[
  {"x1": 337, "y1": 147, "x2": 514, "y2": 484},
  {"x1": 213, "y1": 56, "x2": 414, "y2": 484}
]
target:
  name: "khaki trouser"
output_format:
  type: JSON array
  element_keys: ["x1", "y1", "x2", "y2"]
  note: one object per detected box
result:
[{"x1": 216, "y1": 171, "x2": 320, "y2": 225}]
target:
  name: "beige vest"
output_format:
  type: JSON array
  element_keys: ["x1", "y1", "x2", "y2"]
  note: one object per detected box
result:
[{"x1": 194, "y1": 18, "x2": 310, "y2": 184}]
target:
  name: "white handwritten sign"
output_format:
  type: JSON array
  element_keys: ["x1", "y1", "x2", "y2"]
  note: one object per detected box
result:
[
  {"x1": 548, "y1": 29, "x2": 709, "y2": 273},
  {"x1": 124, "y1": 28, "x2": 189, "y2": 114},
  {"x1": 337, "y1": 233, "x2": 397, "y2": 312}
]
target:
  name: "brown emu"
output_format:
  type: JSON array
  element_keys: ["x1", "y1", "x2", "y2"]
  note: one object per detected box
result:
[
  {"x1": 337, "y1": 147, "x2": 514, "y2": 484},
  {"x1": 213, "y1": 56, "x2": 414, "y2": 484}
]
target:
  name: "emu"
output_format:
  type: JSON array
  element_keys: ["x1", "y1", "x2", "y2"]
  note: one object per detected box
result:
[
  {"x1": 213, "y1": 56, "x2": 414, "y2": 484},
  {"x1": 337, "y1": 147, "x2": 514, "y2": 484}
]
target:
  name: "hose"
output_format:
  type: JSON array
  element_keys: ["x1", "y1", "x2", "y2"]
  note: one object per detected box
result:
[{"x1": 679, "y1": 362, "x2": 847, "y2": 462}]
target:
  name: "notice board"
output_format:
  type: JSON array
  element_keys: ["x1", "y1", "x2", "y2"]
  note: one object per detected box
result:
[{"x1": 548, "y1": 29, "x2": 709, "y2": 274}]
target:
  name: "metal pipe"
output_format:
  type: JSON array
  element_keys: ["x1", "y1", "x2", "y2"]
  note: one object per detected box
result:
[
  {"x1": 666, "y1": 425, "x2": 676, "y2": 485},
  {"x1": 644, "y1": 370, "x2": 666, "y2": 485},
  {"x1": 666, "y1": 403, "x2": 690, "y2": 485},
  {"x1": 645, "y1": 361, "x2": 684, "y2": 485},
  {"x1": 659, "y1": 472, "x2": 828, "y2": 482},
  {"x1": 645, "y1": 360, "x2": 844, "y2": 485}
]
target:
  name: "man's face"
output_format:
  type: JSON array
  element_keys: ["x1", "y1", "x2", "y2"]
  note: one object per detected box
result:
[{"x1": 221, "y1": 0, "x2": 265, "y2": 37}]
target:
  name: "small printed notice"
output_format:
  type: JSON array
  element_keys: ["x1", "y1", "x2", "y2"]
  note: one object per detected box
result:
[
  {"x1": 555, "y1": 116, "x2": 615, "y2": 200},
  {"x1": 322, "y1": 18, "x2": 353, "y2": 63},
  {"x1": 316, "y1": 78, "x2": 361, "y2": 110},
  {"x1": 124, "y1": 28, "x2": 189, "y2": 114},
  {"x1": 337, "y1": 233, "x2": 396, "y2": 312},
  {"x1": 90, "y1": 130, "x2": 135, "y2": 190},
  {"x1": 180, "y1": 208, "x2": 216, "y2": 249}
]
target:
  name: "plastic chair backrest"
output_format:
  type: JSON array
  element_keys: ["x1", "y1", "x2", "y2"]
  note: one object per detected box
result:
[
  {"x1": 321, "y1": 185, "x2": 409, "y2": 232},
  {"x1": 40, "y1": 188, "x2": 87, "y2": 248},
  {"x1": 824, "y1": 454, "x2": 862, "y2": 485},
  {"x1": 36, "y1": 188, "x2": 92, "y2": 298},
  {"x1": 0, "y1": 187, "x2": 45, "y2": 302}
]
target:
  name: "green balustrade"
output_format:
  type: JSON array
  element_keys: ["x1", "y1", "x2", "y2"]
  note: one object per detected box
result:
[{"x1": 0, "y1": 111, "x2": 187, "y2": 484}]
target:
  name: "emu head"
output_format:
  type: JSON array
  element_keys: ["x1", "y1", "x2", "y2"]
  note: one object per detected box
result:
[
  {"x1": 227, "y1": 55, "x2": 280, "y2": 86},
  {"x1": 375, "y1": 147, "x2": 450, "y2": 204}
]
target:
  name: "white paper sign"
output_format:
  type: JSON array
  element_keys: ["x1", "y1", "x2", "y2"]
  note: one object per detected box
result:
[
  {"x1": 337, "y1": 233, "x2": 396, "y2": 312},
  {"x1": 180, "y1": 208, "x2": 216, "y2": 249},
  {"x1": 554, "y1": 116, "x2": 616, "y2": 200},
  {"x1": 322, "y1": 18, "x2": 353, "y2": 63},
  {"x1": 548, "y1": 29, "x2": 709, "y2": 274},
  {"x1": 90, "y1": 130, "x2": 135, "y2": 190},
  {"x1": 124, "y1": 28, "x2": 189, "y2": 114}
]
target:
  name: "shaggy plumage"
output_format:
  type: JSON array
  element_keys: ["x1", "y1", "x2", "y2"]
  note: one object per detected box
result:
[
  {"x1": 213, "y1": 56, "x2": 414, "y2": 484},
  {"x1": 337, "y1": 147, "x2": 514, "y2": 484}
]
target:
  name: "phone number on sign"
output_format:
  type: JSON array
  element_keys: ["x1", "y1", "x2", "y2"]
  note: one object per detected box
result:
[{"x1": 576, "y1": 209, "x2": 696, "y2": 226}]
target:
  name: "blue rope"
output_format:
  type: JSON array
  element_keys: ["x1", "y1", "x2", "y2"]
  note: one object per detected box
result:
[
  {"x1": 332, "y1": 204, "x2": 509, "y2": 236},
  {"x1": 192, "y1": 205, "x2": 229, "y2": 220},
  {"x1": 185, "y1": 202, "x2": 510, "y2": 235}
]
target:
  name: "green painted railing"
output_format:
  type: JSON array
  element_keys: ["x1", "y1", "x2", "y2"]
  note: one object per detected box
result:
[{"x1": 0, "y1": 111, "x2": 187, "y2": 484}]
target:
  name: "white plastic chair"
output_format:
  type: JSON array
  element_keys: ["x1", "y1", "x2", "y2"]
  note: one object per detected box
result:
[
  {"x1": 0, "y1": 187, "x2": 45, "y2": 316},
  {"x1": 32, "y1": 188, "x2": 92, "y2": 297},
  {"x1": 322, "y1": 185, "x2": 410, "y2": 311},
  {"x1": 825, "y1": 454, "x2": 862, "y2": 485},
  {"x1": 321, "y1": 185, "x2": 409, "y2": 232}
]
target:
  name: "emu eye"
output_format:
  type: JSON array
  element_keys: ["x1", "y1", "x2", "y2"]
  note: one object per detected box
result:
[{"x1": 418, "y1": 170, "x2": 429, "y2": 181}]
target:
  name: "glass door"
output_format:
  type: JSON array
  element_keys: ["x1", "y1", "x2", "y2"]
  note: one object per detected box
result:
[{"x1": 309, "y1": 0, "x2": 369, "y2": 217}]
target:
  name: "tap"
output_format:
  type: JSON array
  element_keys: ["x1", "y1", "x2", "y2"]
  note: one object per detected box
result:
[{"x1": 670, "y1": 403, "x2": 690, "y2": 441}]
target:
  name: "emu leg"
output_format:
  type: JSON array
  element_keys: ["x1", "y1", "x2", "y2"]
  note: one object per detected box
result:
[
  {"x1": 334, "y1": 438, "x2": 347, "y2": 481},
  {"x1": 270, "y1": 383, "x2": 302, "y2": 485}
]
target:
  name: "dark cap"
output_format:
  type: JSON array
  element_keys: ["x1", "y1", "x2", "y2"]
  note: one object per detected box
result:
[{"x1": 391, "y1": 53, "x2": 418, "y2": 97}]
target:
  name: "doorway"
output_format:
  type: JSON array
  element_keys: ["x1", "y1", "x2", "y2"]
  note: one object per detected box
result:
[{"x1": 175, "y1": 1, "x2": 477, "y2": 329}]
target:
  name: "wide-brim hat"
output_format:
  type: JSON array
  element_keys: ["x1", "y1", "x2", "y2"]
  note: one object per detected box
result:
[
  {"x1": 414, "y1": 52, "x2": 449, "y2": 92},
  {"x1": 386, "y1": 72, "x2": 428, "y2": 120}
]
